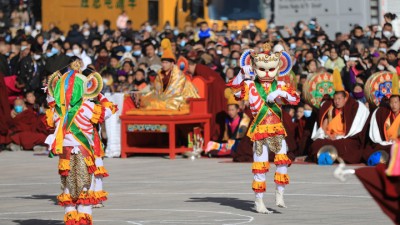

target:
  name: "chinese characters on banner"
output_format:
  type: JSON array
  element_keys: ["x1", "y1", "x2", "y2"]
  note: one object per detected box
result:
[{"x1": 81, "y1": 0, "x2": 136, "y2": 9}]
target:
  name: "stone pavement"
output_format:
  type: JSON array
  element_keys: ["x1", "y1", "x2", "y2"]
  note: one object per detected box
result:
[{"x1": 0, "y1": 151, "x2": 393, "y2": 225}]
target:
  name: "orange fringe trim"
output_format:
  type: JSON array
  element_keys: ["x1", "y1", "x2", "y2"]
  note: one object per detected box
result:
[
  {"x1": 76, "y1": 191, "x2": 98, "y2": 205},
  {"x1": 274, "y1": 172, "x2": 290, "y2": 185},
  {"x1": 274, "y1": 154, "x2": 292, "y2": 166},
  {"x1": 252, "y1": 162, "x2": 270, "y2": 173},
  {"x1": 58, "y1": 159, "x2": 70, "y2": 176},
  {"x1": 77, "y1": 213, "x2": 93, "y2": 225},
  {"x1": 84, "y1": 157, "x2": 96, "y2": 174},
  {"x1": 64, "y1": 210, "x2": 78, "y2": 225},
  {"x1": 94, "y1": 190, "x2": 108, "y2": 202},
  {"x1": 57, "y1": 193, "x2": 74, "y2": 206},
  {"x1": 94, "y1": 166, "x2": 109, "y2": 177},
  {"x1": 252, "y1": 180, "x2": 266, "y2": 193}
]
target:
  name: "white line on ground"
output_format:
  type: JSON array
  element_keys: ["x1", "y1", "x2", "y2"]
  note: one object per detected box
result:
[{"x1": 0, "y1": 192, "x2": 371, "y2": 199}]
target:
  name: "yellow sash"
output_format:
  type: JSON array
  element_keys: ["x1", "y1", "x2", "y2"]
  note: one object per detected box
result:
[
  {"x1": 385, "y1": 112, "x2": 400, "y2": 141},
  {"x1": 326, "y1": 113, "x2": 345, "y2": 136}
]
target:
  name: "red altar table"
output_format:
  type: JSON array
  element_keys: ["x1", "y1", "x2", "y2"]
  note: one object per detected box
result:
[{"x1": 120, "y1": 77, "x2": 211, "y2": 159}]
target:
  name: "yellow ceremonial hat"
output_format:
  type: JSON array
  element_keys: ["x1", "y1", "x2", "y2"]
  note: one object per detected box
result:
[
  {"x1": 392, "y1": 73, "x2": 399, "y2": 96},
  {"x1": 224, "y1": 88, "x2": 239, "y2": 105},
  {"x1": 333, "y1": 68, "x2": 345, "y2": 92},
  {"x1": 161, "y1": 38, "x2": 176, "y2": 62}
]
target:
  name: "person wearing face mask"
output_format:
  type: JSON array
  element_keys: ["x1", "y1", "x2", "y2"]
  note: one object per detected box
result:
[
  {"x1": 365, "y1": 73, "x2": 400, "y2": 166},
  {"x1": 10, "y1": 40, "x2": 31, "y2": 76},
  {"x1": 71, "y1": 43, "x2": 92, "y2": 70},
  {"x1": 132, "y1": 42, "x2": 142, "y2": 58},
  {"x1": 45, "y1": 40, "x2": 70, "y2": 76},
  {"x1": 293, "y1": 103, "x2": 315, "y2": 158},
  {"x1": 381, "y1": 23, "x2": 395, "y2": 40},
  {"x1": 6, "y1": 98, "x2": 48, "y2": 151},
  {"x1": 17, "y1": 45, "x2": 45, "y2": 94},
  {"x1": 376, "y1": 58, "x2": 397, "y2": 74}
]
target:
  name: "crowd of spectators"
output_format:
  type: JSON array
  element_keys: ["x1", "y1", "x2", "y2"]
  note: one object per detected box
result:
[{"x1": 0, "y1": 3, "x2": 400, "y2": 156}]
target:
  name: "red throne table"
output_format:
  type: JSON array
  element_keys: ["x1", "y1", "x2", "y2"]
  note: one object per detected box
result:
[
  {"x1": 120, "y1": 114, "x2": 211, "y2": 159},
  {"x1": 120, "y1": 77, "x2": 211, "y2": 159}
]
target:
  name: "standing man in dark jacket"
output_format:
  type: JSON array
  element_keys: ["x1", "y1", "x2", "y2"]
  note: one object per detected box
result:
[{"x1": 17, "y1": 44, "x2": 45, "y2": 94}]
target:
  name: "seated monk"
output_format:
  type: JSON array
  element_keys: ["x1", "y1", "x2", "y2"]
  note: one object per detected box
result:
[
  {"x1": 365, "y1": 75, "x2": 400, "y2": 165},
  {"x1": 205, "y1": 88, "x2": 250, "y2": 156},
  {"x1": 6, "y1": 98, "x2": 47, "y2": 151},
  {"x1": 309, "y1": 69, "x2": 370, "y2": 164},
  {"x1": 132, "y1": 38, "x2": 199, "y2": 114},
  {"x1": 293, "y1": 102, "x2": 316, "y2": 158}
]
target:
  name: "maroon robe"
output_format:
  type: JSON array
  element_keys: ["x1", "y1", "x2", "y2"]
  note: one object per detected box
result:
[
  {"x1": 193, "y1": 64, "x2": 227, "y2": 141},
  {"x1": 8, "y1": 109, "x2": 47, "y2": 150},
  {"x1": 355, "y1": 164, "x2": 400, "y2": 224},
  {"x1": 294, "y1": 113, "x2": 316, "y2": 157},
  {"x1": 309, "y1": 97, "x2": 367, "y2": 164},
  {"x1": 363, "y1": 106, "x2": 393, "y2": 162},
  {"x1": 0, "y1": 73, "x2": 12, "y2": 133}
]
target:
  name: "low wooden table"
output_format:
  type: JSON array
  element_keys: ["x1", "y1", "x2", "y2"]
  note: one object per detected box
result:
[{"x1": 120, "y1": 114, "x2": 211, "y2": 159}]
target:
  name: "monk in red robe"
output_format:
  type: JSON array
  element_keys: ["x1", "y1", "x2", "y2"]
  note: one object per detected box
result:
[
  {"x1": 294, "y1": 103, "x2": 316, "y2": 158},
  {"x1": 365, "y1": 74, "x2": 400, "y2": 164},
  {"x1": 309, "y1": 91, "x2": 370, "y2": 164},
  {"x1": 188, "y1": 61, "x2": 227, "y2": 140},
  {"x1": 0, "y1": 72, "x2": 13, "y2": 147},
  {"x1": 6, "y1": 98, "x2": 47, "y2": 150}
]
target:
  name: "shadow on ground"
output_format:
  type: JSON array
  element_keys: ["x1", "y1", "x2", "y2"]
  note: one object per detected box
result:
[
  {"x1": 13, "y1": 219, "x2": 63, "y2": 225},
  {"x1": 186, "y1": 197, "x2": 281, "y2": 214},
  {"x1": 16, "y1": 195, "x2": 58, "y2": 205}
]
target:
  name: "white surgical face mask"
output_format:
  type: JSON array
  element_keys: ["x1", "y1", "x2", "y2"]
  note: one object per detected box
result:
[
  {"x1": 344, "y1": 55, "x2": 349, "y2": 61},
  {"x1": 305, "y1": 30, "x2": 311, "y2": 36},
  {"x1": 33, "y1": 54, "x2": 41, "y2": 60},
  {"x1": 377, "y1": 64, "x2": 385, "y2": 71},
  {"x1": 35, "y1": 24, "x2": 42, "y2": 30},
  {"x1": 383, "y1": 31, "x2": 393, "y2": 38},
  {"x1": 66, "y1": 52, "x2": 74, "y2": 57},
  {"x1": 216, "y1": 50, "x2": 222, "y2": 55},
  {"x1": 83, "y1": 31, "x2": 90, "y2": 37},
  {"x1": 379, "y1": 48, "x2": 387, "y2": 54},
  {"x1": 73, "y1": 49, "x2": 81, "y2": 56}
]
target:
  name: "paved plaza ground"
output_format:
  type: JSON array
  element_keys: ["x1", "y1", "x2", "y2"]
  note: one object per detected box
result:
[{"x1": 0, "y1": 151, "x2": 393, "y2": 225}]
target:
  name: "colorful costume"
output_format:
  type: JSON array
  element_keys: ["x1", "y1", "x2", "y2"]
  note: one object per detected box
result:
[
  {"x1": 310, "y1": 69, "x2": 370, "y2": 164},
  {"x1": 44, "y1": 61, "x2": 116, "y2": 225},
  {"x1": 128, "y1": 39, "x2": 199, "y2": 115},
  {"x1": 365, "y1": 72, "x2": 400, "y2": 165},
  {"x1": 205, "y1": 88, "x2": 250, "y2": 156},
  {"x1": 228, "y1": 43, "x2": 299, "y2": 213}
]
